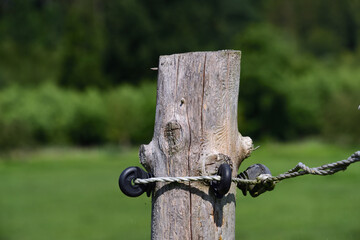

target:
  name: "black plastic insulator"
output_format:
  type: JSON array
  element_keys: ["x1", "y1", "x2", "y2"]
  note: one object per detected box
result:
[
  {"x1": 210, "y1": 164, "x2": 232, "y2": 198},
  {"x1": 118, "y1": 167, "x2": 154, "y2": 197},
  {"x1": 237, "y1": 164, "x2": 274, "y2": 197}
]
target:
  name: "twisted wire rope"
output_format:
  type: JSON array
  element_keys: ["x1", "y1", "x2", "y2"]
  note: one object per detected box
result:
[{"x1": 134, "y1": 151, "x2": 360, "y2": 186}]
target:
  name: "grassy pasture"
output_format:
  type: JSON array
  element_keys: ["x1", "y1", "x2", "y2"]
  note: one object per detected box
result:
[{"x1": 0, "y1": 141, "x2": 359, "y2": 240}]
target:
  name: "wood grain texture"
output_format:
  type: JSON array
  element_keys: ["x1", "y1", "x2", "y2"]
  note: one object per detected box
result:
[{"x1": 139, "y1": 50, "x2": 253, "y2": 240}]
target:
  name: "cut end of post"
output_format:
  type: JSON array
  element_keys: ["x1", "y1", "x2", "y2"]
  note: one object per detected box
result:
[{"x1": 159, "y1": 50, "x2": 241, "y2": 59}]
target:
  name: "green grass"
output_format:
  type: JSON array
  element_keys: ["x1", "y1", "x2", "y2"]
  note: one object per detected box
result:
[{"x1": 0, "y1": 141, "x2": 359, "y2": 240}]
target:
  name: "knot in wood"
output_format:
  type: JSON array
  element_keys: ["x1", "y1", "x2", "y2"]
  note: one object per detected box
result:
[{"x1": 163, "y1": 121, "x2": 183, "y2": 155}]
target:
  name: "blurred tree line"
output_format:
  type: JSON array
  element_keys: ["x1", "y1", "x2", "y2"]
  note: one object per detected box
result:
[{"x1": 0, "y1": 0, "x2": 359, "y2": 149}]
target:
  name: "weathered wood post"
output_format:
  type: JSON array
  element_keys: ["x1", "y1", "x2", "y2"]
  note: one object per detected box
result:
[{"x1": 140, "y1": 50, "x2": 253, "y2": 239}]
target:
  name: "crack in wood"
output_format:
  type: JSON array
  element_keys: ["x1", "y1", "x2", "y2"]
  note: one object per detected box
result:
[{"x1": 186, "y1": 94, "x2": 193, "y2": 240}]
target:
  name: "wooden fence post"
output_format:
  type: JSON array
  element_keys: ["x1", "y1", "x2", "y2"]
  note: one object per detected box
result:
[{"x1": 140, "y1": 50, "x2": 253, "y2": 239}]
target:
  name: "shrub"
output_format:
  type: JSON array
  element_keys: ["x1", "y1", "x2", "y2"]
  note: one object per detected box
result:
[
  {"x1": 0, "y1": 82, "x2": 157, "y2": 149},
  {"x1": 0, "y1": 84, "x2": 79, "y2": 147},
  {"x1": 105, "y1": 81, "x2": 156, "y2": 145},
  {"x1": 67, "y1": 89, "x2": 107, "y2": 146},
  {"x1": 232, "y1": 24, "x2": 360, "y2": 144},
  {"x1": 320, "y1": 64, "x2": 360, "y2": 145},
  {"x1": 232, "y1": 24, "x2": 318, "y2": 140}
]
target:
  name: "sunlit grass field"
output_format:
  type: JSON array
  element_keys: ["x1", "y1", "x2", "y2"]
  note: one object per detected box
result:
[{"x1": 0, "y1": 140, "x2": 359, "y2": 240}]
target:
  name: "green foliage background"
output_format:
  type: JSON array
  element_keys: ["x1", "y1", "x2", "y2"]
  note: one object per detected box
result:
[{"x1": 0, "y1": 0, "x2": 359, "y2": 146}]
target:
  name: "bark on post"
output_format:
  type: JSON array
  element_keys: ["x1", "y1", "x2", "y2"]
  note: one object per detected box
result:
[{"x1": 140, "y1": 50, "x2": 253, "y2": 240}]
